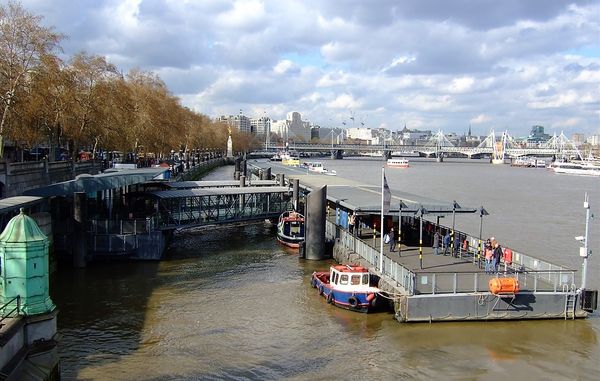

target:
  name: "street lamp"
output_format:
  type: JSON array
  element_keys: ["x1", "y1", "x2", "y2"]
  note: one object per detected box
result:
[
  {"x1": 478, "y1": 206, "x2": 489, "y2": 262},
  {"x1": 398, "y1": 200, "x2": 407, "y2": 256},
  {"x1": 451, "y1": 200, "x2": 460, "y2": 256},
  {"x1": 578, "y1": 193, "x2": 592, "y2": 290},
  {"x1": 416, "y1": 206, "x2": 428, "y2": 269}
]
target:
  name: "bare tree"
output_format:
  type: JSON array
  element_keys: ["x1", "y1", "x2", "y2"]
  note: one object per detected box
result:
[{"x1": 0, "y1": 1, "x2": 61, "y2": 158}]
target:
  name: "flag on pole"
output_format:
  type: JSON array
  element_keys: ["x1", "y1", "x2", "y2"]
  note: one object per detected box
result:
[{"x1": 382, "y1": 171, "x2": 391, "y2": 214}]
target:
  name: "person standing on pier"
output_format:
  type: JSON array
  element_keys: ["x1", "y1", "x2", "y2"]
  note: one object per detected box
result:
[
  {"x1": 348, "y1": 212, "x2": 355, "y2": 235},
  {"x1": 443, "y1": 231, "x2": 451, "y2": 255},
  {"x1": 493, "y1": 242, "x2": 503, "y2": 273},
  {"x1": 484, "y1": 242, "x2": 493, "y2": 274},
  {"x1": 433, "y1": 231, "x2": 440, "y2": 256},
  {"x1": 389, "y1": 228, "x2": 396, "y2": 252}
]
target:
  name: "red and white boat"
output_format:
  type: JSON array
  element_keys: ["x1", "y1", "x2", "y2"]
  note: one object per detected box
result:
[
  {"x1": 386, "y1": 158, "x2": 409, "y2": 168},
  {"x1": 311, "y1": 265, "x2": 385, "y2": 313},
  {"x1": 276, "y1": 211, "x2": 304, "y2": 248}
]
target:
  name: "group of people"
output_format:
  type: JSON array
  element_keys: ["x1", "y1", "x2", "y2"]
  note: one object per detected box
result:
[
  {"x1": 432, "y1": 231, "x2": 460, "y2": 257},
  {"x1": 484, "y1": 237, "x2": 505, "y2": 274}
]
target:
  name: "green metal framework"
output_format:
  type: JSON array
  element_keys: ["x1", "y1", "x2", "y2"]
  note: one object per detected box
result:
[{"x1": 154, "y1": 190, "x2": 292, "y2": 229}]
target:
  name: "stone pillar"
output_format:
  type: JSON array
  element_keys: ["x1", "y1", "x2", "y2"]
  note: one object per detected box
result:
[
  {"x1": 304, "y1": 186, "x2": 327, "y2": 260},
  {"x1": 73, "y1": 192, "x2": 88, "y2": 268},
  {"x1": 292, "y1": 178, "x2": 300, "y2": 211}
]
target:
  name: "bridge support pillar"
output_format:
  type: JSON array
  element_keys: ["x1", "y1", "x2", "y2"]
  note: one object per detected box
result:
[
  {"x1": 73, "y1": 192, "x2": 88, "y2": 268},
  {"x1": 437, "y1": 153, "x2": 444, "y2": 163},
  {"x1": 304, "y1": 185, "x2": 327, "y2": 260}
]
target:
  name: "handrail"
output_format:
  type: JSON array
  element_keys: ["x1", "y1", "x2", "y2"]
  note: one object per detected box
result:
[{"x1": 0, "y1": 295, "x2": 21, "y2": 326}]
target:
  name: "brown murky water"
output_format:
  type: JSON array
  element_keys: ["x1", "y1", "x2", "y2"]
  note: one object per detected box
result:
[{"x1": 52, "y1": 159, "x2": 599, "y2": 380}]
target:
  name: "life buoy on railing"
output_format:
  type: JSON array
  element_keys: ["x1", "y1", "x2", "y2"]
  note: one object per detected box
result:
[
  {"x1": 326, "y1": 292, "x2": 334, "y2": 304},
  {"x1": 348, "y1": 296, "x2": 359, "y2": 308}
]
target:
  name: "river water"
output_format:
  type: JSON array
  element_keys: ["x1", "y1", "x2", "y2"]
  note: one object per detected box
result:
[{"x1": 51, "y1": 158, "x2": 599, "y2": 380}]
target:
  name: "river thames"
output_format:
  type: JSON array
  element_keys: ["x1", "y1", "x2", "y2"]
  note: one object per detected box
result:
[{"x1": 51, "y1": 157, "x2": 599, "y2": 380}]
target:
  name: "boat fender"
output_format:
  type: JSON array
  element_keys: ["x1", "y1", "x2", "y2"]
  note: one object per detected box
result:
[
  {"x1": 326, "y1": 292, "x2": 333, "y2": 304},
  {"x1": 348, "y1": 296, "x2": 359, "y2": 308},
  {"x1": 366, "y1": 293, "x2": 375, "y2": 302}
]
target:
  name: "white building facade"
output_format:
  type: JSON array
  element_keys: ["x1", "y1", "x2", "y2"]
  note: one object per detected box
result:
[
  {"x1": 216, "y1": 114, "x2": 251, "y2": 133},
  {"x1": 250, "y1": 117, "x2": 270, "y2": 136},
  {"x1": 271, "y1": 112, "x2": 312, "y2": 141}
]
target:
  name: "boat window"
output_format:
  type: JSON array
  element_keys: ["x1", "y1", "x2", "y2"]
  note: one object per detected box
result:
[
  {"x1": 340, "y1": 274, "x2": 349, "y2": 285},
  {"x1": 333, "y1": 272, "x2": 339, "y2": 285},
  {"x1": 362, "y1": 274, "x2": 369, "y2": 285},
  {"x1": 351, "y1": 275, "x2": 361, "y2": 285}
]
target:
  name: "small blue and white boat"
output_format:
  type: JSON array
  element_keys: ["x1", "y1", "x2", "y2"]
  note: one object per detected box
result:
[{"x1": 311, "y1": 265, "x2": 384, "y2": 313}]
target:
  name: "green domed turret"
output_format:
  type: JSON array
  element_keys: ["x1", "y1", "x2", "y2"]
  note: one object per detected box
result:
[{"x1": 0, "y1": 208, "x2": 55, "y2": 315}]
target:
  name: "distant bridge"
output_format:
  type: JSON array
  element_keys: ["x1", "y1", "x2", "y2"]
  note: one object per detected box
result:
[{"x1": 265, "y1": 131, "x2": 583, "y2": 160}]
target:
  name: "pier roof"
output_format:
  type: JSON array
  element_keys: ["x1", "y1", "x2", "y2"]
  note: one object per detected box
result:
[
  {"x1": 165, "y1": 180, "x2": 278, "y2": 189},
  {"x1": 22, "y1": 168, "x2": 168, "y2": 197},
  {"x1": 0, "y1": 196, "x2": 45, "y2": 214},
  {"x1": 149, "y1": 186, "x2": 291, "y2": 199}
]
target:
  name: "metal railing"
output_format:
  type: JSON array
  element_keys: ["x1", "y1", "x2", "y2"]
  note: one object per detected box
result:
[
  {"x1": 412, "y1": 270, "x2": 576, "y2": 295},
  {"x1": 0, "y1": 295, "x2": 21, "y2": 326},
  {"x1": 326, "y1": 220, "x2": 416, "y2": 294},
  {"x1": 88, "y1": 218, "x2": 155, "y2": 234}
]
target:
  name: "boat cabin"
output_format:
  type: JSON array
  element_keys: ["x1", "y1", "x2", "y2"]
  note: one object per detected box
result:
[{"x1": 329, "y1": 265, "x2": 370, "y2": 290}]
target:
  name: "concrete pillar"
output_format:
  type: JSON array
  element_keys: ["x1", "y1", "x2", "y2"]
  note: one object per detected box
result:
[
  {"x1": 292, "y1": 178, "x2": 300, "y2": 211},
  {"x1": 275, "y1": 174, "x2": 281, "y2": 184},
  {"x1": 279, "y1": 174, "x2": 285, "y2": 186},
  {"x1": 240, "y1": 175, "x2": 246, "y2": 187},
  {"x1": 234, "y1": 171, "x2": 240, "y2": 180},
  {"x1": 265, "y1": 167, "x2": 272, "y2": 180},
  {"x1": 73, "y1": 192, "x2": 88, "y2": 268},
  {"x1": 304, "y1": 185, "x2": 327, "y2": 260},
  {"x1": 242, "y1": 160, "x2": 248, "y2": 177}
]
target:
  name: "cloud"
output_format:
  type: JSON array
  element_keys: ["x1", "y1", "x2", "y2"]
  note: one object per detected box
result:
[{"x1": 17, "y1": 0, "x2": 600, "y2": 136}]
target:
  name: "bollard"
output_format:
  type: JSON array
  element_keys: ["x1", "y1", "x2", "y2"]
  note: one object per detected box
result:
[
  {"x1": 305, "y1": 186, "x2": 327, "y2": 260},
  {"x1": 240, "y1": 175, "x2": 246, "y2": 187}
]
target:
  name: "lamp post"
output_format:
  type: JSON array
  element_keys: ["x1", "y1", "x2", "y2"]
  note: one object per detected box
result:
[
  {"x1": 398, "y1": 200, "x2": 406, "y2": 256},
  {"x1": 416, "y1": 206, "x2": 428, "y2": 269},
  {"x1": 478, "y1": 206, "x2": 489, "y2": 263},
  {"x1": 578, "y1": 193, "x2": 592, "y2": 290},
  {"x1": 451, "y1": 200, "x2": 460, "y2": 257}
]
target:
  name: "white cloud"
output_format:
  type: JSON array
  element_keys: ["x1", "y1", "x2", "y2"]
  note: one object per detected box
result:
[
  {"x1": 470, "y1": 114, "x2": 492, "y2": 124},
  {"x1": 18, "y1": 0, "x2": 600, "y2": 136}
]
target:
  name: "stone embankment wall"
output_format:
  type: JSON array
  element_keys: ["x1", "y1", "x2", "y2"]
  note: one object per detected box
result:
[{"x1": 0, "y1": 160, "x2": 100, "y2": 198}]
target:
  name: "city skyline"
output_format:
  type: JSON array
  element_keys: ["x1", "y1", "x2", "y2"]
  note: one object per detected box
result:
[{"x1": 22, "y1": 0, "x2": 600, "y2": 136}]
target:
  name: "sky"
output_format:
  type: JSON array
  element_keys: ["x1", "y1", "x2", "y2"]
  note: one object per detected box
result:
[{"x1": 19, "y1": 0, "x2": 600, "y2": 137}]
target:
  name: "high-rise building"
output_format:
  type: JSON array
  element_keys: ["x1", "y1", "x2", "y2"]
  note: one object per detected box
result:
[
  {"x1": 270, "y1": 112, "x2": 312, "y2": 141},
  {"x1": 216, "y1": 114, "x2": 251, "y2": 133},
  {"x1": 250, "y1": 117, "x2": 270, "y2": 136}
]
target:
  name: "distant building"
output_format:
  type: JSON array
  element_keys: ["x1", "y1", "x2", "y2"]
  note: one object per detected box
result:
[
  {"x1": 271, "y1": 111, "x2": 312, "y2": 141},
  {"x1": 588, "y1": 135, "x2": 600, "y2": 146},
  {"x1": 527, "y1": 125, "x2": 550, "y2": 143},
  {"x1": 346, "y1": 127, "x2": 378, "y2": 144},
  {"x1": 571, "y1": 133, "x2": 585, "y2": 146},
  {"x1": 216, "y1": 114, "x2": 251, "y2": 133},
  {"x1": 319, "y1": 127, "x2": 346, "y2": 143},
  {"x1": 400, "y1": 125, "x2": 431, "y2": 145},
  {"x1": 250, "y1": 116, "x2": 270, "y2": 137}
]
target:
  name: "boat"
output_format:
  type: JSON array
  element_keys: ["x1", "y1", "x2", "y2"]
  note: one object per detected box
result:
[
  {"x1": 276, "y1": 211, "x2": 305, "y2": 248},
  {"x1": 386, "y1": 158, "x2": 409, "y2": 168},
  {"x1": 281, "y1": 152, "x2": 300, "y2": 166},
  {"x1": 311, "y1": 264, "x2": 384, "y2": 313},
  {"x1": 305, "y1": 162, "x2": 337, "y2": 176},
  {"x1": 548, "y1": 160, "x2": 600, "y2": 177}
]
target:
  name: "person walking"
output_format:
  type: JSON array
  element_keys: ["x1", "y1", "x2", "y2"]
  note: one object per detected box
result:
[
  {"x1": 484, "y1": 242, "x2": 493, "y2": 274},
  {"x1": 433, "y1": 231, "x2": 440, "y2": 256},
  {"x1": 443, "y1": 231, "x2": 451, "y2": 255},
  {"x1": 389, "y1": 228, "x2": 396, "y2": 252},
  {"x1": 348, "y1": 212, "x2": 355, "y2": 235}
]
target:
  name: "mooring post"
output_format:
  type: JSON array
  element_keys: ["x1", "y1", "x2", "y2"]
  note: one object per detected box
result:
[
  {"x1": 73, "y1": 191, "x2": 88, "y2": 268},
  {"x1": 292, "y1": 179, "x2": 299, "y2": 211},
  {"x1": 240, "y1": 175, "x2": 246, "y2": 187},
  {"x1": 279, "y1": 173, "x2": 285, "y2": 186},
  {"x1": 304, "y1": 185, "x2": 327, "y2": 260}
]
